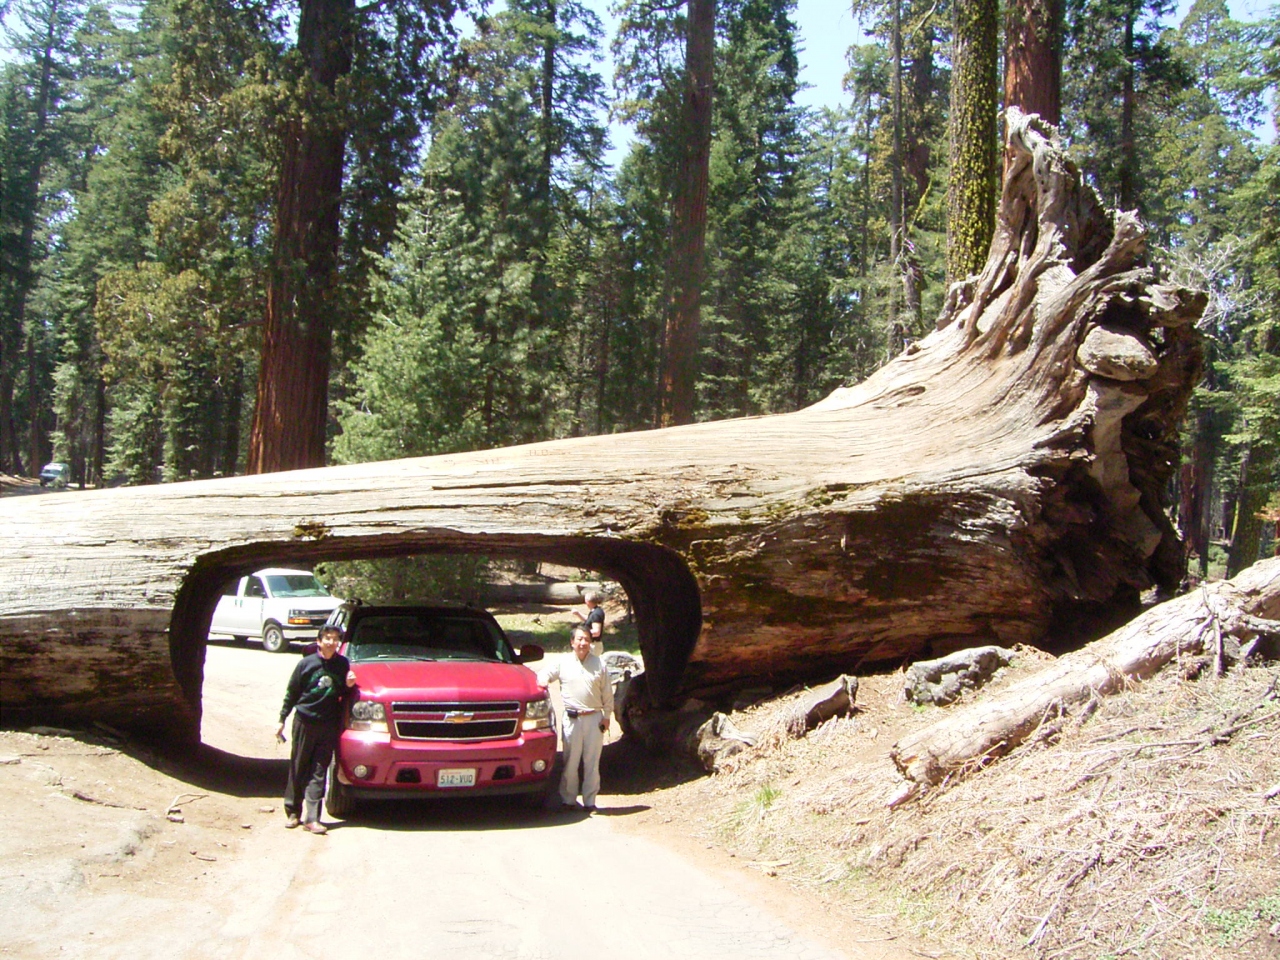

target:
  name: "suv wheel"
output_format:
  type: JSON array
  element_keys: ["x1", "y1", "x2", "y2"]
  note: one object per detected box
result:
[
  {"x1": 262, "y1": 623, "x2": 287, "y2": 653},
  {"x1": 325, "y1": 761, "x2": 357, "y2": 819}
]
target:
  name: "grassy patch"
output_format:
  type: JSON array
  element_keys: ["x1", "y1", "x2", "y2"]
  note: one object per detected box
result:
[
  {"x1": 493, "y1": 610, "x2": 640, "y2": 655},
  {"x1": 1205, "y1": 894, "x2": 1280, "y2": 946}
]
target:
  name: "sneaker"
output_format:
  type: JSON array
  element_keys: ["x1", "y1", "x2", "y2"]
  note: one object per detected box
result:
[
  {"x1": 303, "y1": 821, "x2": 328, "y2": 835},
  {"x1": 285, "y1": 815, "x2": 301, "y2": 829}
]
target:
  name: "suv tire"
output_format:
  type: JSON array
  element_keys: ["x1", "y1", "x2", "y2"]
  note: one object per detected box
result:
[
  {"x1": 262, "y1": 622, "x2": 287, "y2": 653},
  {"x1": 325, "y1": 761, "x2": 357, "y2": 819}
]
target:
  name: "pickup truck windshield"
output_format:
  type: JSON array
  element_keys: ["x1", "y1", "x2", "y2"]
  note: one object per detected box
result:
[
  {"x1": 348, "y1": 614, "x2": 515, "y2": 664},
  {"x1": 263, "y1": 574, "x2": 330, "y2": 598}
]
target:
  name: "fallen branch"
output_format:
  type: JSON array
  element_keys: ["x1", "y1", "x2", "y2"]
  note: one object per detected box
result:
[
  {"x1": 69, "y1": 790, "x2": 148, "y2": 811},
  {"x1": 890, "y1": 558, "x2": 1280, "y2": 788}
]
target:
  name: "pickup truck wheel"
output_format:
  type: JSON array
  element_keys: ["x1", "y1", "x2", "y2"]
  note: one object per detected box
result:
[
  {"x1": 261, "y1": 623, "x2": 288, "y2": 653},
  {"x1": 325, "y1": 763, "x2": 356, "y2": 819}
]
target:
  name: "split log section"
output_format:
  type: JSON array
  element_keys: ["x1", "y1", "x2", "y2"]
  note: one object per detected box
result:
[
  {"x1": 0, "y1": 110, "x2": 1204, "y2": 740},
  {"x1": 891, "y1": 556, "x2": 1280, "y2": 791}
]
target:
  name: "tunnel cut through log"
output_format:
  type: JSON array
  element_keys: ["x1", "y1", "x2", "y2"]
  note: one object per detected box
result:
[
  {"x1": 0, "y1": 110, "x2": 1206, "y2": 743},
  {"x1": 173, "y1": 535, "x2": 700, "y2": 727}
]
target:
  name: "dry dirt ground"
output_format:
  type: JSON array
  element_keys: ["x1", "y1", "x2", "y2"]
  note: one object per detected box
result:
[
  {"x1": 3, "y1": 622, "x2": 1277, "y2": 960},
  {"x1": 0, "y1": 643, "x2": 925, "y2": 960}
]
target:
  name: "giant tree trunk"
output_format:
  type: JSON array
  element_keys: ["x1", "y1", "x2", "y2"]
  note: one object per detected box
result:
[
  {"x1": 1003, "y1": 0, "x2": 1061, "y2": 127},
  {"x1": 0, "y1": 111, "x2": 1204, "y2": 743},
  {"x1": 658, "y1": 0, "x2": 714, "y2": 427},
  {"x1": 246, "y1": 0, "x2": 353, "y2": 474}
]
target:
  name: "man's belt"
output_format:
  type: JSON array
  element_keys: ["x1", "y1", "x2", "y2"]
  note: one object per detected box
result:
[{"x1": 565, "y1": 708, "x2": 597, "y2": 719}]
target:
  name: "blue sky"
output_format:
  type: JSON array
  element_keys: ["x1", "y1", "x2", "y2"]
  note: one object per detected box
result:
[{"x1": 586, "y1": 0, "x2": 1275, "y2": 164}]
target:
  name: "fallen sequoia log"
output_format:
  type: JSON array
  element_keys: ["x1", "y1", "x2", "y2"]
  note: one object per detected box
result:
[
  {"x1": 890, "y1": 556, "x2": 1280, "y2": 793},
  {"x1": 0, "y1": 110, "x2": 1205, "y2": 741}
]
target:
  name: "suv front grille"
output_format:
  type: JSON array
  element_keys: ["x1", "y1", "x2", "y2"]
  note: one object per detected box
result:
[
  {"x1": 394, "y1": 701, "x2": 519, "y2": 713},
  {"x1": 391, "y1": 701, "x2": 521, "y2": 741}
]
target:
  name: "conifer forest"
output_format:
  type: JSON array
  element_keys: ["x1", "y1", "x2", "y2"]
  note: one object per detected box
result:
[{"x1": 1, "y1": 0, "x2": 1278, "y2": 582}]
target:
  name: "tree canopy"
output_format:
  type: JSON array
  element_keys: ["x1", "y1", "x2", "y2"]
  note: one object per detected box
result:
[{"x1": 2, "y1": 0, "x2": 1277, "y2": 574}]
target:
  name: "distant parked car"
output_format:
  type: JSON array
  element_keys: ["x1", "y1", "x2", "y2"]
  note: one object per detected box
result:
[
  {"x1": 321, "y1": 601, "x2": 555, "y2": 817},
  {"x1": 209, "y1": 568, "x2": 343, "y2": 652},
  {"x1": 39, "y1": 462, "x2": 70, "y2": 488}
]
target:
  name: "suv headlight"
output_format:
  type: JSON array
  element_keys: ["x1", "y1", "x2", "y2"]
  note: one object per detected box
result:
[
  {"x1": 288, "y1": 609, "x2": 316, "y2": 625},
  {"x1": 522, "y1": 696, "x2": 551, "y2": 731},
  {"x1": 348, "y1": 700, "x2": 387, "y2": 733}
]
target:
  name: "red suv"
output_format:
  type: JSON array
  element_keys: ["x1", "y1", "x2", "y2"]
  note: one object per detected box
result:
[{"x1": 322, "y1": 602, "x2": 556, "y2": 816}]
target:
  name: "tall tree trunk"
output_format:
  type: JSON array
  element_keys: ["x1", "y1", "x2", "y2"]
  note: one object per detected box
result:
[
  {"x1": 246, "y1": 0, "x2": 354, "y2": 474},
  {"x1": 0, "y1": 365, "x2": 21, "y2": 474},
  {"x1": 1180, "y1": 405, "x2": 1215, "y2": 578},
  {"x1": 1227, "y1": 445, "x2": 1267, "y2": 577},
  {"x1": 888, "y1": 0, "x2": 903, "y2": 351},
  {"x1": 1003, "y1": 0, "x2": 1061, "y2": 126},
  {"x1": 538, "y1": 0, "x2": 556, "y2": 215},
  {"x1": 658, "y1": 0, "x2": 713, "y2": 428},
  {"x1": 946, "y1": 0, "x2": 999, "y2": 286},
  {"x1": 1118, "y1": 1, "x2": 1136, "y2": 210},
  {"x1": 92, "y1": 369, "x2": 105, "y2": 486},
  {"x1": 15, "y1": 0, "x2": 60, "y2": 477}
]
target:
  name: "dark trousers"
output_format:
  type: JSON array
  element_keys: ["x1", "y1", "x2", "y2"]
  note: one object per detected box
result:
[{"x1": 284, "y1": 714, "x2": 338, "y2": 819}]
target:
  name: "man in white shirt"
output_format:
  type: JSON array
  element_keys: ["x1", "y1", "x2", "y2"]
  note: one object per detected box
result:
[{"x1": 540, "y1": 626, "x2": 613, "y2": 811}]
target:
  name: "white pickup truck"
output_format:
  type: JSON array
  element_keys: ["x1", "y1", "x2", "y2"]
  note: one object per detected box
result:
[{"x1": 209, "y1": 568, "x2": 343, "y2": 652}]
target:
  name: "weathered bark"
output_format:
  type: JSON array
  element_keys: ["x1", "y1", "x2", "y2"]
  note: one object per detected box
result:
[
  {"x1": 658, "y1": 0, "x2": 714, "y2": 427},
  {"x1": 0, "y1": 111, "x2": 1204, "y2": 743},
  {"x1": 246, "y1": 0, "x2": 354, "y2": 474},
  {"x1": 946, "y1": 0, "x2": 999, "y2": 286},
  {"x1": 1003, "y1": 0, "x2": 1061, "y2": 127},
  {"x1": 891, "y1": 556, "x2": 1280, "y2": 789}
]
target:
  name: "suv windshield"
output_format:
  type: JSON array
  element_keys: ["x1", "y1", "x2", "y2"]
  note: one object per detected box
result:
[
  {"x1": 264, "y1": 574, "x2": 330, "y2": 598},
  {"x1": 347, "y1": 613, "x2": 515, "y2": 664}
]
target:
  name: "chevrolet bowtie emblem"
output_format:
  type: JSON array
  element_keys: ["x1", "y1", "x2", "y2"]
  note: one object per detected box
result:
[{"x1": 444, "y1": 712, "x2": 475, "y2": 723}]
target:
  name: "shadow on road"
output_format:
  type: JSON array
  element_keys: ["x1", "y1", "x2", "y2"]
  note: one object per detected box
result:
[{"x1": 158, "y1": 742, "x2": 288, "y2": 798}]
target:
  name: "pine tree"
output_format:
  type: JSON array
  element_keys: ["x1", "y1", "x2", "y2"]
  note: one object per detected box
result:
[{"x1": 335, "y1": 0, "x2": 607, "y2": 461}]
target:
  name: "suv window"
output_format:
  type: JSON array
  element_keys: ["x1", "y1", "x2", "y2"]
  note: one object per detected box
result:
[
  {"x1": 347, "y1": 612, "x2": 515, "y2": 664},
  {"x1": 244, "y1": 576, "x2": 266, "y2": 599}
]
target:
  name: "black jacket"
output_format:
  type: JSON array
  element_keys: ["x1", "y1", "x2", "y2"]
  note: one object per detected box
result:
[{"x1": 280, "y1": 652, "x2": 351, "y2": 724}]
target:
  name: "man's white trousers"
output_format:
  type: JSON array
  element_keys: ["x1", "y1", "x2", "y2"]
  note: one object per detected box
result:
[{"x1": 559, "y1": 712, "x2": 603, "y2": 806}]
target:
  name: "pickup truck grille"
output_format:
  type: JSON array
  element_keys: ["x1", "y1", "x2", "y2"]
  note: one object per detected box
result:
[{"x1": 391, "y1": 701, "x2": 521, "y2": 741}]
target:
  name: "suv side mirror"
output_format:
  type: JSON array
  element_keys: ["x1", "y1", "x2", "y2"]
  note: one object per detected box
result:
[{"x1": 516, "y1": 643, "x2": 544, "y2": 664}]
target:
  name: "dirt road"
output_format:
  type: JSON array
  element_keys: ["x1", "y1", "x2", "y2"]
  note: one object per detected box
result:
[{"x1": 0, "y1": 645, "x2": 908, "y2": 960}]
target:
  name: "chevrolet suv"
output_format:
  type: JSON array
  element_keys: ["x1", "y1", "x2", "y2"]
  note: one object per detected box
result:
[{"x1": 323, "y1": 602, "x2": 555, "y2": 817}]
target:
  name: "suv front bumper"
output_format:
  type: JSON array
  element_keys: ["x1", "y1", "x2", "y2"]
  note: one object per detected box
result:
[{"x1": 336, "y1": 728, "x2": 557, "y2": 797}]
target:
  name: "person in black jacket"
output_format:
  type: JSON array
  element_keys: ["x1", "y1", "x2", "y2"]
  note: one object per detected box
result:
[{"x1": 275, "y1": 626, "x2": 356, "y2": 834}]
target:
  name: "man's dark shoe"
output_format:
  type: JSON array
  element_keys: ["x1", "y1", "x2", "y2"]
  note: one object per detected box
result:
[
  {"x1": 303, "y1": 820, "x2": 328, "y2": 835},
  {"x1": 560, "y1": 802, "x2": 580, "y2": 811},
  {"x1": 285, "y1": 814, "x2": 301, "y2": 829},
  {"x1": 584, "y1": 805, "x2": 597, "y2": 813}
]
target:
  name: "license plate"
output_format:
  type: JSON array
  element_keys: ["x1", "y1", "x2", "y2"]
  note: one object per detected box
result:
[{"x1": 437, "y1": 768, "x2": 477, "y2": 788}]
